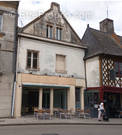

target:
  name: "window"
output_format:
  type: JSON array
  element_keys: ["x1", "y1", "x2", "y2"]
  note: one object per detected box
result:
[
  {"x1": 27, "y1": 50, "x2": 39, "y2": 70},
  {"x1": 46, "y1": 25, "x2": 53, "y2": 38},
  {"x1": 114, "y1": 62, "x2": 122, "y2": 77},
  {"x1": 56, "y1": 54, "x2": 66, "y2": 73},
  {"x1": 0, "y1": 14, "x2": 2, "y2": 32},
  {"x1": 56, "y1": 27, "x2": 62, "y2": 40},
  {"x1": 0, "y1": 72, "x2": 2, "y2": 83},
  {"x1": 75, "y1": 88, "x2": 81, "y2": 109}
]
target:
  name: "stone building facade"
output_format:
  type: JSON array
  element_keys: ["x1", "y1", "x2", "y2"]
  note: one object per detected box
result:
[
  {"x1": 0, "y1": 2, "x2": 19, "y2": 117},
  {"x1": 14, "y1": 3, "x2": 86, "y2": 117}
]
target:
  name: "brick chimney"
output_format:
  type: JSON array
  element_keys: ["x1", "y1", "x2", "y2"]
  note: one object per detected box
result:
[
  {"x1": 51, "y1": 2, "x2": 60, "y2": 11},
  {"x1": 100, "y1": 18, "x2": 114, "y2": 34}
]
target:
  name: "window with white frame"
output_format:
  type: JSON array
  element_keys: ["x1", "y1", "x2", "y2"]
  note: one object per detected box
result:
[
  {"x1": 56, "y1": 27, "x2": 62, "y2": 40},
  {"x1": 56, "y1": 54, "x2": 66, "y2": 73},
  {"x1": 27, "y1": 50, "x2": 39, "y2": 70},
  {"x1": 46, "y1": 25, "x2": 53, "y2": 38}
]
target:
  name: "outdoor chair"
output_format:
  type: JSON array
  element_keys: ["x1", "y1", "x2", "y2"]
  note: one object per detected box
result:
[
  {"x1": 84, "y1": 109, "x2": 91, "y2": 119},
  {"x1": 34, "y1": 109, "x2": 52, "y2": 120},
  {"x1": 119, "y1": 111, "x2": 122, "y2": 118},
  {"x1": 53, "y1": 108, "x2": 61, "y2": 118},
  {"x1": 34, "y1": 107, "x2": 39, "y2": 118},
  {"x1": 75, "y1": 109, "x2": 91, "y2": 119},
  {"x1": 59, "y1": 109, "x2": 72, "y2": 119}
]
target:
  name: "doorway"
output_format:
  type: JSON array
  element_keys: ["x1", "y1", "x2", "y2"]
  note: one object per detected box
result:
[
  {"x1": 84, "y1": 90, "x2": 99, "y2": 117},
  {"x1": 104, "y1": 92, "x2": 121, "y2": 118}
]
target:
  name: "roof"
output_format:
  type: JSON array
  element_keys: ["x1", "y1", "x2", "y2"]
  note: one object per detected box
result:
[
  {"x1": 0, "y1": 1, "x2": 19, "y2": 9},
  {"x1": 82, "y1": 26, "x2": 122, "y2": 59}
]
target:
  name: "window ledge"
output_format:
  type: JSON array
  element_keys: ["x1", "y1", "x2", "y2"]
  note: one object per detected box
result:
[
  {"x1": 0, "y1": 32, "x2": 5, "y2": 37},
  {"x1": 56, "y1": 70, "x2": 67, "y2": 74},
  {"x1": 26, "y1": 68, "x2": 40, "y2": 72}
]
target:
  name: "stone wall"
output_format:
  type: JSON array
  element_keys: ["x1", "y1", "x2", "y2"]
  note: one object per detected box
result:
[{"x1": 0, "y1": 2, "x2": 18, "y2": 117}]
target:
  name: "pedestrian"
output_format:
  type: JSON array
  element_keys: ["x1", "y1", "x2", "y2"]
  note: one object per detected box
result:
[
  {"x1": 98, "y1": 103, "x2": 101, "y2": 121},
  {"x1": 98, "y1": 102, "x2": 104, "y2": 121},
  {"x1": 103, "y1": 100, "x2": 109, "y2": 121}
]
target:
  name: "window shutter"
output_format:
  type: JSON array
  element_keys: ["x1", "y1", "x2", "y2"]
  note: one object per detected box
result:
[{"x1": 56, "y1": 55, "x2": 65, "y2": 72}]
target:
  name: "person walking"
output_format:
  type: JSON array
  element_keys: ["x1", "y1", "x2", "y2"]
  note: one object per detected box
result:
[
  {"x1": 103, "y1": 100, "x2": 109, "y2": 121},
  {"x1": 98, "y1": 102, "x2": 104, "y2": 121}
]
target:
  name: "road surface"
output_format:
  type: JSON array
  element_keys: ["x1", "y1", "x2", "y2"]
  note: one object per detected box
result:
[{"x1": 0, "y1": 125, "x2": 121, "y2": 135}]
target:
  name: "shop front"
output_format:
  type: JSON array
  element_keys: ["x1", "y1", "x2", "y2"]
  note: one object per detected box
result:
[
  {"x1": 21, "y1": 86, "x2": 68, "y2": 115},
  {"x1": 85, "y1": 87, "x2": 122, "y2": 118},
  {"x1": 14, "y1": 73, "x2": 85, "y2": 117}
]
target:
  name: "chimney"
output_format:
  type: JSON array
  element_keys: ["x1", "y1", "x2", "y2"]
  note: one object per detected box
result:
[
  {"x1": 51, "y1": 2, "x2": 60, "y2": 11},
  {"x1": 100, "y1": 18, "x2": 114, "y2": 34}
]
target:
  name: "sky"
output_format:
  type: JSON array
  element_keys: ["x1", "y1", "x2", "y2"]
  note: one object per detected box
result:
[{"x1": 18, "y1": 0, "x2": 122, "y2": 38}]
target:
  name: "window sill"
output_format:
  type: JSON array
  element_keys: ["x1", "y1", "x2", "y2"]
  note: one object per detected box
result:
[
  {"x1": 56, "y1": 70, "x2": 67, "y2": 74},
  {"x1": 26, "y1": 68, "x2": 40, "y2": 72}
]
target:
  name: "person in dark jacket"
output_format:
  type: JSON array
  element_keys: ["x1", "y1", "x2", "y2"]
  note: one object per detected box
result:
[{"x1": 103, "y1": 100, "x2": 109, "y2": 121}]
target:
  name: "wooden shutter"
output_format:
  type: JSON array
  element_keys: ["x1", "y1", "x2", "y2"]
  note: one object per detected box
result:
[{"x1": 56, "y1": 55, "x2": 65, "y2": 73}]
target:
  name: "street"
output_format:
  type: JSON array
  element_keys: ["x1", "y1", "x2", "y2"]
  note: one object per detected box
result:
[{"x1": 0, "y1": 125, "x2": 121, "y2": 135}]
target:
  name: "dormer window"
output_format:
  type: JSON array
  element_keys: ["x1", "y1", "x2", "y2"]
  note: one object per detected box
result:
[
  {"x1": 56, "y1": 27, "x2": 62, "y2": 40},
  {"x1": 46, "y1": 25, "x2": 53, "y2": 38}
]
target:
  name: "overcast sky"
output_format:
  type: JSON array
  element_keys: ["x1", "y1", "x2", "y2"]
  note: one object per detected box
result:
[{"x1": 18, "y1": 0, "x2": 122, "y2": 38}]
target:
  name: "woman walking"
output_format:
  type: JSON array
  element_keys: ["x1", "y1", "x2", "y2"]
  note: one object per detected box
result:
[{"x1": 98, "y1": 102, "x2": 104, "y2": 121}]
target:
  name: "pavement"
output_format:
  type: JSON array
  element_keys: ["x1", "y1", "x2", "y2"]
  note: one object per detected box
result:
[{"x1": 0, "y1": 116, "x2": 122, "y2": 126}]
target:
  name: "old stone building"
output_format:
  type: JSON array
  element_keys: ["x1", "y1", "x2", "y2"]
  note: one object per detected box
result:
[
  {"x1": 82, "y1": 18, "x2": 122, "y2": 118},
  {"x1": 14, "y1": 2, "x2": 86, "y2": 117},
  {"x1": 0, "y1": 1, "x2": 19, "y2": 117}
]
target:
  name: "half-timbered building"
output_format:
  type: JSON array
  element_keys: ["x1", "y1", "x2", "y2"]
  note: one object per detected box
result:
[{"x1": 82, "y1": 18, "x2": 122, "y2": 117}]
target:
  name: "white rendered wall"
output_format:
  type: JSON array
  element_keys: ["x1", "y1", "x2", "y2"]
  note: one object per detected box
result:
[
  {"x1": 86, "y1": 56, "x2": 100, "y2": 87},
  {"x1": 17, "y1": 37, "x2": 85, "y2": 79}
]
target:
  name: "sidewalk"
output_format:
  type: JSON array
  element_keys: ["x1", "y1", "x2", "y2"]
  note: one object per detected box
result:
[{"x1": 0, "y1": 117, "x2": 122, "y2": 126}]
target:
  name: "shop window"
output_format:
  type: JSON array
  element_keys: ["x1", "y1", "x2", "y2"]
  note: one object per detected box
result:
[
  {"x1": 56, "y1": 54, "x2": 66, "y2": 73},
  {"x1": 46, "y1": 25, "x2": 53, "y2": 38},
  {"x1": 75, "y1": 88, "x2": 81, "y2": 109},
  {"x1": 56, "y1": 27, "x2": 62, "y2": 40},
  {"x1": 27, "y1": 50, "x2": 39, "y2": 70}
]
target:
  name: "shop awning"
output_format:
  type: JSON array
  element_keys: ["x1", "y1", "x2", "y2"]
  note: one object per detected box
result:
[{"x1": 22, "y1": 83, "x2": 70, "y2": 89}]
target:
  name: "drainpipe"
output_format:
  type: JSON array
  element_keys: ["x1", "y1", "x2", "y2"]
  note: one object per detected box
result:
[
  {"x1": 11, "y1": 6, "x2": 19, "y2": 117},
  {"x1": 84, "y1": 60, "x2": 87, "y2": 89}
]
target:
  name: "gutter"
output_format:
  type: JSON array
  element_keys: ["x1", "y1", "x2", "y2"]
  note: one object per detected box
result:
[
  {"x1": 11, "y1": 7, "x2": 18, "y2": 117},
  {"x1": 84, "y1": 60, "x2": 87, "y2": 90}
]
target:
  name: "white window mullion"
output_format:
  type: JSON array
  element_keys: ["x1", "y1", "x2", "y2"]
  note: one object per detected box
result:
[
  {"x1": 0, "y1": 14, "x2": 2, "y2": 32},
  {"x1": 31, "y1": 52, "x2": 33, "y2": 69}
]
